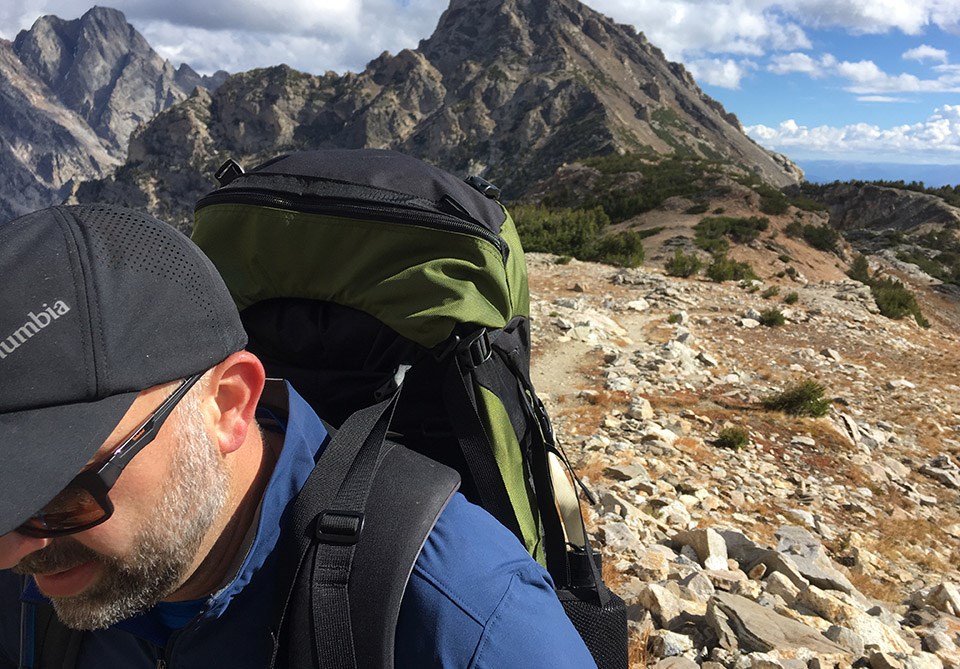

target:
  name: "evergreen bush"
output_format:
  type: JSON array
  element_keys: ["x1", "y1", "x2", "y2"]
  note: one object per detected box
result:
[
  {"x1": 706, "y1": 255, "x2": 758, "y2": 282},
  {"x1": 758, "y1": 308, "x2": 785, "y2": 326},
  {"x1": 715, "y1": 426, "x2": 750, "y2": 450},
  {"x1": 511, "y1": 204, "x2": 644, "y2": 267},
  {"x1": 762, "y1": 379, "x2": 831, "y2": 417},
  {"x1": 664, "y1": 249, "x2": 703, "y2": 277},
  {"x1": 847, "y1": 254, "x2": 871, "y2": 283}
]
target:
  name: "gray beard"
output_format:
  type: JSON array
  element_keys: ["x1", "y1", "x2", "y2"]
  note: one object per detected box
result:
[{"x1": 15, "y1": 390, "x2": 229, "y2": 630}]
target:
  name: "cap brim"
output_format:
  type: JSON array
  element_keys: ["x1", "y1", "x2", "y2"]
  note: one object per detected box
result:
[{"x1": 0, "y1": 390, "x2": 140, "y2": 536}]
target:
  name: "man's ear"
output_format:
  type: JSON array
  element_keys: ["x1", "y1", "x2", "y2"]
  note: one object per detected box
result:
[{"x1": 203, "y1": 350, "x2": 266, "y2": 455}]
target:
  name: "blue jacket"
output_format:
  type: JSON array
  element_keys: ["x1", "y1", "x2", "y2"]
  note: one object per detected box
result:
[{"x1": 1, "y1": 382, "x2": 596, "y2": 668}]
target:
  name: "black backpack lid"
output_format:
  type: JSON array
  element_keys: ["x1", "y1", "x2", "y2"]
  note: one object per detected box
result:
[{"x1": 249, "y1": 150, "x2": 507, "y2": 229}]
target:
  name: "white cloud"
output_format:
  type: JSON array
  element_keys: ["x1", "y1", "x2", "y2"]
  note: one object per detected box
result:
[
  {"x1": 686, "y1": 58, "x2": 755, "y2": 89},
  {"x1": 0, "y1": 0, "x2": 448, "y2": 74},
  {"x1": 745, "y1": 105, "x2": 960, "y2": 161},
  {"x1": 903, "y1": 44, "x2": 950, "y2": 62},
  {"x1": 2, "y1": 0, "x2": 959, "y2": 79},
  {"x1": 857, "y1": 95, "x2": 910, "y2": 101},
  {"x1": 836, "y1": 58, "x2": 960, "y2": 93},
  {"x1": 588, "y1": 1, "x2": 811, "y2": 62},
  {"x1": 768, "y1": 52, "x2": 836, "y2": 77}
]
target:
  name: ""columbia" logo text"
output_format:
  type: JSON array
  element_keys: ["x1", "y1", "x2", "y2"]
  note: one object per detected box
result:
[{"x1": 0, "y1": 301, "x2": 72, "y2": 360}]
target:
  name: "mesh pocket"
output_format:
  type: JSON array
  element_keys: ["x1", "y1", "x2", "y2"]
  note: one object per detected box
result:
[{"x1": 559, "y1": 586, "x2": 629, "y2": 669}]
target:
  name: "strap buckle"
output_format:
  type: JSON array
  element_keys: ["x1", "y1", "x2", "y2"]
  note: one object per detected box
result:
[
  {"x1": 457, "y1": 329, "x2": 492, "y2": 370},
  {"x1": 314, "y1": 511, "x2": 365, "y2": 545}
]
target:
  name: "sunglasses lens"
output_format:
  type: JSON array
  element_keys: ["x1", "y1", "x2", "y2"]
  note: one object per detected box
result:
[{"x1": 18, "y1": 484, "x2": 107, "y2": 537}]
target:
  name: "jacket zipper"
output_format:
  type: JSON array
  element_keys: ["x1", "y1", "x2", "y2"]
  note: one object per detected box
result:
[{"x1": 196, "y1": 189, "x2": 508, "y2": 262}]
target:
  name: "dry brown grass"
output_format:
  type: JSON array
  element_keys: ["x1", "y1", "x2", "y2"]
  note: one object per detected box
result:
[
  {"x1": 875, "y1": 516, "x2": 953, "y2": 573},
  {"x1": 555, "y1": 388, "x2": 633, "y2": 437},
  {"x1": 629, "y1": 625, "x2": 651, "y2": 668},
  {"x1": 846, "y1": 570, "x2": 905, "y2": 604},
  {"x1": 576, "y1": 456, "x2": 611, "y2": 487}
]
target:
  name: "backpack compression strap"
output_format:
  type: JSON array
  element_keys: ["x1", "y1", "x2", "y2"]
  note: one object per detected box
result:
[{"x1": 270, "y1": 392, "x2": 460, "y2": 669}]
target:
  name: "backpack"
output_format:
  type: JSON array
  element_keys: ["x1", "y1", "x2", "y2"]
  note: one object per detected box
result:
[{"x1": 191, "y1": 149, "x2": 628, "y2": 668}]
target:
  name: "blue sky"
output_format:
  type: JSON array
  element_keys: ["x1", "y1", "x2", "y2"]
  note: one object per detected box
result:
[{"x1": 2, "y1": 0, "x2": 959, "y2": 180}]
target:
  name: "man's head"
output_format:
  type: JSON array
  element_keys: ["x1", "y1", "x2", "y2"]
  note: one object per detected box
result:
[{"x1": 0, "y1": 205, "x2": 259, "y2": 628}]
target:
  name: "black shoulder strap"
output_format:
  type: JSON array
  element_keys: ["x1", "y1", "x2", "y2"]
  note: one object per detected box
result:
[
  {"x1": 270, "y1": 393, "x2": 460, "y2": 669},
  {"x1": 29, "y1": 602, "x2": 83, "y2": 669}
]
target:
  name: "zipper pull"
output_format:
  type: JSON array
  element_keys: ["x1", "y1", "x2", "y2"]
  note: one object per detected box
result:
[
  {"x1": 464, "y1": 175, "x2": 501, "y2": 200},
  {"x1": 214, "y1": 159, "x2": 245, "y2": 187}
]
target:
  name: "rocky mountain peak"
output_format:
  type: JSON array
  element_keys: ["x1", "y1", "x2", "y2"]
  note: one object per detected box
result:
[
  {"x1": 13, "y1": 7, "x2": 180, "y2": 150},
  {"x1": 0, "y1": 7, "x2": 223, "y2": 221}
]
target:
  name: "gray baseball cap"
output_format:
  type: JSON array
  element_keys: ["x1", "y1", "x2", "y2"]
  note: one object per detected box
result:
[{"x1": 0, "y1": 205, "x2": 247, "y2": 535}]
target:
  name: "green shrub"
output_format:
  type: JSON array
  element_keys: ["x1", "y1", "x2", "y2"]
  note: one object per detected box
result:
[
  {"x1": 783, "y1": 291, "x2": 799, "y2": 304},
  {"x1": 785, "y1": 221, "x2": 804, "y2": 239},
  {"x1": 715, "y1": 426, "x2": 750, "y2": 450},
  {"x1": 762, "y1": 379, "x2": 831, "y2": 417},
  {"x1": 787, "y1": 195, "x2": 828, "y2": 212},
  {"x1": 637, "y1": 226, "x2": 666, "y2": 239},
  {"x1": 706, "y1": 255, "x2": 758, "y2": 282},
  {"x1": 591, "y1": 231, "x2": 645, "y2": 267},
  {"x1": 801, "y1": 223, "x2": 841, "y2": 253},
  {"x1": 695, "y1": 216, "x2": 769, "y2": 245},
  {"x1": 713, "y1": 207, "x2": 725, "y2": 214},
  {"x1": 871, "y1": 277, "x2": 929, "y2": 326},
  {"x1": 845, "y1": 255, "x2": 929, "y2": 326},
  {"x1": 572, "y1": 155, "x2": 726, "y2": 222},
  {"x1": 694, "y1": 236, "x2": 730, "y2": 255},
  {"x1": 684, "y1": 203, "x2": 709, "y2": 215},
  {"x1": 761, "y1": 286, "x2": 780, "y2": 299},
  {"x1": 897, "y1": 250, "x2": 948, "y2": 280},
  {"x1": 758, "y1": 308, "x2": 785, "y2": 327},
  {"x1": 512, "y1": 204, "x2": 643, "y2": 267},
  {"x1": 778, "y1": 254, "x2": 792, "y2": 263},
  {"x1": 847, "y1": 254, "x2": 871, "y2": 283},
  {"x1": 667, "y1": 313, "x2": 683, "y2": 324},
  {"x1": 512, "y1": 204, "x2": 609, "y2": 257},
  {"x1": 760, "y1": 192, "x2": 790, "y2": 215},
  {"x1": 665, "y1": 249, "x2": 703, "y2": 277}
]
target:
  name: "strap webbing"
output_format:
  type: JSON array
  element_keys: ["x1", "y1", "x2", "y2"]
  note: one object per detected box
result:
[
  {"x1": 441, "y1": 356, "x2": 524, "y2": 542},
  {"x1": 270, "y1": 394, "x2": 398, "y2": 669},
  {"x1": 270, "y1": 390, "x2": 461, "y2": 669}
]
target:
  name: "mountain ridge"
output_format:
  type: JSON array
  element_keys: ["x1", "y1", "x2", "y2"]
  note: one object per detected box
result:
[
  {"x1": 0, "y1": 7, "x2": 224, "y2": 221},
  {"x1": 68, "y1": 0, "x2": 802, "y2": 228}
]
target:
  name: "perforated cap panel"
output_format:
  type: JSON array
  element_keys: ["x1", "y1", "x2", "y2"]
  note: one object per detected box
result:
[{"x1": 0, "y1": 204, "x2": 247, "y2": 534}]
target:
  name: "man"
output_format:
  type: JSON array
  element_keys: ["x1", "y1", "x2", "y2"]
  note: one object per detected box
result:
[{"x1": 0, "y1": 205, "x2": 596, "y2": 668}]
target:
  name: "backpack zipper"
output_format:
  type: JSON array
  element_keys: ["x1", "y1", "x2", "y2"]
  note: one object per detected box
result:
[{"x1": 196, "y1": 190, "x2": 508, "y2": 262}]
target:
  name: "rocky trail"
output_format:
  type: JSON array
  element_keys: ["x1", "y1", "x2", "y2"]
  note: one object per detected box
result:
[{"x1": 526, "y1": 253, "x2": 960, "y2": 668}]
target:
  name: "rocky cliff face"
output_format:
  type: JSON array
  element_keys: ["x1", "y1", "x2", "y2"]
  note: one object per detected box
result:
[
  {"x1": 0, "y1": 39, "x2": 119, "y2": 221},
  {"x1": 0, "y1": 7, "x2": 223, "y2": 221},
  {"x1": 809, "y1": 182, "x2": 960, "y2": 234},
  {"x1": 74, "y1": 0, "x2": 802, "y2": 228}
]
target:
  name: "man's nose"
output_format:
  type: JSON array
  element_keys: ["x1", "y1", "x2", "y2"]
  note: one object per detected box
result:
[{"x1": 0, "y1": 532, "x2": 51, "y2": 569}]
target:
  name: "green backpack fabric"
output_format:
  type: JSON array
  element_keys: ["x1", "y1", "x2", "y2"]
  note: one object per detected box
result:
[{"x1": 192, "y1": 149, "x2": 628, "y2": 668}]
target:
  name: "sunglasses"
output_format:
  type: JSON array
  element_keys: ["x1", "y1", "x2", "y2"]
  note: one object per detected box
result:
[{"x1": 16, "y1": 373, "x2": 205, "y2": 539}]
